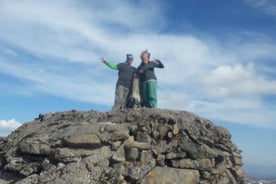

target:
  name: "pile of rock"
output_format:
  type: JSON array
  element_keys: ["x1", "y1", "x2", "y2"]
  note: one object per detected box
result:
[{"x1": 0, "y1": 109, "x2": 244, "y2": 183}]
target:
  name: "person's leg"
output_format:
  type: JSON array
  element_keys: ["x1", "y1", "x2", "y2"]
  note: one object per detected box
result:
[
  {"x1": 142, "y1": 81, "x2": 149, "y2": 107},
  {"x1": 147, "y1": 80, "x2": 157, "y2": 108},
  {"x1": 121, "y1": 86, "x2": 129, "y2": 109},
  {"x1": 112, "y1": 85, "x2": 125, "y2": 111}
]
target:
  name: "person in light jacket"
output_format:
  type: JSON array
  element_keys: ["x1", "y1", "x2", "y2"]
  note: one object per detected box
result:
[{"x1": 100, "y1": 54, "x2": 136, "y2": 110}]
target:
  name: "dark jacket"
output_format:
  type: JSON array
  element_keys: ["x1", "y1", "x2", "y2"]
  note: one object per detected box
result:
[
  {"x1": 117, "y1": 63, "x2": 136, "y2": 88},
  {"x1": 137, "y1": 60, "x2": 164, "y2": 82}
]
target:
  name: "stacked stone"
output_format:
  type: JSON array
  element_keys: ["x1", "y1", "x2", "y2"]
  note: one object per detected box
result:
[{"x1": 0, "y1": 109, "x2": 245, "y2": 184}]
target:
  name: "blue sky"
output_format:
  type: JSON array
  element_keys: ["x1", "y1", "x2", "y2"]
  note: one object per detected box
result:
[{"x1": 0, "y1": 0, "x2": 276, "y2": 168}]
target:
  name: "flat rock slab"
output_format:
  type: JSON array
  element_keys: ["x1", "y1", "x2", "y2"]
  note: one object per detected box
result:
[
  {"x1": 141, "y1": 166, "x2": 200, "y2": 184},
  {"x1": 64, "y1": 133, "x2": 101, "y2": 148}
]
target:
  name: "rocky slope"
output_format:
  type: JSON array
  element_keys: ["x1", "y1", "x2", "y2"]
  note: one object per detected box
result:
[{"x1": 0, "y1": 109, "x2": 244, "y2": 183}]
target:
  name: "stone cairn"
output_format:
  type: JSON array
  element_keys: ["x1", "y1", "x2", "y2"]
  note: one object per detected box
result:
[{"x1": 0, "y1": 109, "x2": 244, "y2": 183}]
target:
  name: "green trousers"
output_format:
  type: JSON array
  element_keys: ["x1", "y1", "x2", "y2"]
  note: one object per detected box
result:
[{"x1": 142, "y1": 80, "x2": 157, "y2": 108}]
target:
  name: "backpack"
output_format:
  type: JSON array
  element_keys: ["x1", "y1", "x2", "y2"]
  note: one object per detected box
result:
[{"x1": 126, "y1": 97, "x2": 141, "y2": 109}]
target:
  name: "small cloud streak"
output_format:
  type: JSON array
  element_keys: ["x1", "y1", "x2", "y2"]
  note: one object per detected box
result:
[{"x1": 245, "y1": 0, "x2": 276, "y2": 16}]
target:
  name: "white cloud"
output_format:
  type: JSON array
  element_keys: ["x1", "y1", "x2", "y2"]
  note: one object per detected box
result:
[
  {"x1": 202, "y1": 63, "x2": 276, "y2": 97},
  {"x1": 0, "y1": 119, "x2": 21, "y2": 135},
  {"x1": 0, "y1": 0, "x2": 165, "y2": 64},
  {"x1": 0, "y1": 0, "x2": 276, "y2": 129}
]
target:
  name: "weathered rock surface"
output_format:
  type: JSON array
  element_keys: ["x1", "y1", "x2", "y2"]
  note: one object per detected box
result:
[{"x1": 0, "y1": 109, "x2": 245, "y2": 183}]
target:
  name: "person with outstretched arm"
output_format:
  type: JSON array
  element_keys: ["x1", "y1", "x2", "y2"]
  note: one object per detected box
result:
[
  {"x1": 100, "y1": 54, "x2": 136, "y2": 111},
  {"x1": 137, "y1": 50, "x2": 164, "y2": 108}
]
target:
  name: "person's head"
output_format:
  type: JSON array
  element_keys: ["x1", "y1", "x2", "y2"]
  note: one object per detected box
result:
[
  {"x1": 140, "y1": 50, "x2": 150, "y2": 64},
  {"x1": 126, "y1": 54, "x2": 133, "y2": 65}
]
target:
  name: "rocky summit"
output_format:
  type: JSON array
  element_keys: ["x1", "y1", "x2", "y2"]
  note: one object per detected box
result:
[{"x1": 0, "y1": 109, "x2": 244, "y2": 184}]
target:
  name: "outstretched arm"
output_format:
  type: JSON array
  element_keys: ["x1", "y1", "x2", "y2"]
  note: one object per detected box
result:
[
  {"x1": 100, "y1": 57, "x2": 118, "y2": 70},
  {"x1": 153, "y1": 58, "x2": 164, "y2": 68}
]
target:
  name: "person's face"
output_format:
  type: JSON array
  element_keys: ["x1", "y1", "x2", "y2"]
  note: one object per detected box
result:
[
  {"x1": 142, "y1": 54, "x2": 149, "y2": 64},
  {"x1": 127, "y1": 58, "x2": 133, "y2": 64}
]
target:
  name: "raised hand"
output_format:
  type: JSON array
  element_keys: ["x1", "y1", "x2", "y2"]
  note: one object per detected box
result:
[
  {"x1": 153, "y1": 58, "x2": 160, "y2": 63},
  {"x1": 100, "y1": 57, "x2": 106, "y2": 63}
]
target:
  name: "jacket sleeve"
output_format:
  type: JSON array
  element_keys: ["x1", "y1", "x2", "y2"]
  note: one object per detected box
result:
[
  {"x1": 154, "y1": 60, "x2": 164, "y2": 68},
  {"x1": 104, "y1": 61, "x2": 118, "y2": 70}
]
